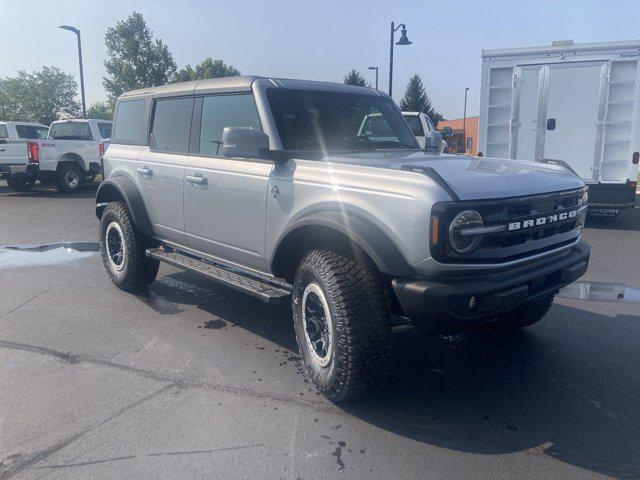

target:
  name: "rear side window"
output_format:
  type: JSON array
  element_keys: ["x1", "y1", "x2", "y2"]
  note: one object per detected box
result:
[
  {"x1": 403, "y1": 115, "x2": 424, "y2": 137},
  {"x1": 151, "y1": 97, "x2": 194, "y2": 154},
  {"x1": 199, "y1": 94, "x2": 261, "y2": 156},
  {"x1": 113, "y1": 99, "x2": 146, "y2": 142},
  {"x1": 0, "y1": 125, "x2": 8, "y2": 138},
  {"x1": 15, "y1": 125, "x2": 48, "y2": 139},
  {"x1": 49, "y1": 122, "x2": 93, "y2": 140},
  {"x1": 97, "y1": 122, "x2": 112, "y2": 139}
]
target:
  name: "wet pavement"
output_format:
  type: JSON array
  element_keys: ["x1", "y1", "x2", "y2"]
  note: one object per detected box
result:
[{"x1": 0, "y1": 179, "x2": 639, "y2": 479}]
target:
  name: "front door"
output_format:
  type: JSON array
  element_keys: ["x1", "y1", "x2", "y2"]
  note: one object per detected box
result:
[
  {"x1": 184, "y1": 93, "x2": 271, "y2": 271},
  {"x1": 137, "y1": 96, "x2": 194, "y2": 243}
]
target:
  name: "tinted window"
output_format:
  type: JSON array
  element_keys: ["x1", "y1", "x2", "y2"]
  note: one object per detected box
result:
[
  {"x1": 403, "y1": 115, "x2": 424, "y2": 137},
  {"x1": 97, "y1": 122, "x2": 112, "y2": 139},
  {"x1": 267, "y1": 89, "x2": 418, "y2": 152},
  {"x1": 113, "y1": 99, "x2": 146, "y2": 142},
  {"x1": 151, "y1": 97, "x2": 194, "y2": 153},
  {"x1": 199, "y1": 95, "x2": 261, "y2": 156},
  {"x1": 15, "y1": 125, "x2": 48, "y2": 139},
  {"x1": 49, "y1": 122, "x2": 92, "y2": 140},
  {"x1": 425, "y1": 117, "x2": 436, "y2": 132},
  {"x1": 0, "y1": 125, "x2": 8, "y2": 138}
]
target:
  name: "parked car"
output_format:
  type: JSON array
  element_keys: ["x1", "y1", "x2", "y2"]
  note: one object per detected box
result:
[
  {"x1": 3, "y1": 118, "x2": 112, "y2": 193},
  {"x1": 96, "y1": 76, "x2": 590, "y2": 401},
  {"x1": 478, "y1": 39, "x2": 640, "y2": 215},
  {"x1": 0, "y1": 121, "x2": 49, "y2": 140},
  {"x1": 402, "y1": 112, "x2": 448, "y2": 152}
]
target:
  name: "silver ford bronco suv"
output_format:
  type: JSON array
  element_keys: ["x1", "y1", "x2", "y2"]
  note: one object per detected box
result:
[{"x1": 96, "y1": 76, "x2": 590, "y2": 401}]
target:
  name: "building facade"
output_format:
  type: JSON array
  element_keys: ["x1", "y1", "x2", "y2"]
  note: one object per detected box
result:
[{"x1": 437, "y1": 116, "x2": 478, "y2": 155}]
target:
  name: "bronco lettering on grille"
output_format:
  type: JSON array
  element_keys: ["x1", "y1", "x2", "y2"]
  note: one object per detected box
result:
[{"x1": 508, "y1": 209, "x2": 578, "y2": 231}]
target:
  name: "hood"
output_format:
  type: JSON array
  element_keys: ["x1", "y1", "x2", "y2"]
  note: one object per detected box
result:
[{"x1": 324, "y1": 151, "x2": 584, "y2": 201}]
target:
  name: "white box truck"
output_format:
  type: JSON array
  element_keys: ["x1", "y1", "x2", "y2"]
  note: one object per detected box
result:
[{"x1": 478, "y1": 40, "x2": 640, "y2": 215}]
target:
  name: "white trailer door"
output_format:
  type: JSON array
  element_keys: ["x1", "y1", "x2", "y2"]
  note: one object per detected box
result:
[
  {"x1": 513, "y1": 66, "x2": 543, "y2": 161},
  {"x1": 542, "y1": 62, "x2": 606, "y2": 181}
]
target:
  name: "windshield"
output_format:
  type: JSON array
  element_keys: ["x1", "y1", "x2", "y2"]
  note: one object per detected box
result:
[
  {"x1": 266, "y1": 89, "x2": 419, "y2": 152},
  {"x1": 49, "y1": 122, "x2": 93, "y2": 140},
  {"x1": 403, "y1": 115, "x2": 424, "y2": 137},
  {"x1": 15, "y1": 125, "x2": 48, "y2": 139}
]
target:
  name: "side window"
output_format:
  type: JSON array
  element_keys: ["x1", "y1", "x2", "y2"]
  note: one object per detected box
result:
[
  {"x1": 199, "y1": 94, "x2": 261, "y2": 156},
  {"x1": 36, "y1": 127, "x2": 49, "y2": 139},
  {"x1": 151, "y1": 97, "x2": 194, "y2": 154},
  {"x1": 97, "y1": 122, "x2": 112, "y2": 139},
  {"x1": 425, "y1": 117, "x2": 436, "y2": 132},
  {"x1": 113, "y1": 99, "x2": 146, "y2": 142},
  {"x1": 0, "y1": 124, "x2": 8, "y2": 138}
]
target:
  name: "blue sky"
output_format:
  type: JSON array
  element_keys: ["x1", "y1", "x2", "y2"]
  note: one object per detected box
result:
[{"x1": 1, "y1": 0, "x2": 639, "y2": 118}]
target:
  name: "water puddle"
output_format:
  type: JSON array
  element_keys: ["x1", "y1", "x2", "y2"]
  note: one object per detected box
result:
[
  {"x1": 559, "y1": 281, "x2": 640, "y2": 303},
  {"x1": 0, "y1": 242, "x2": 99, "y2": 270}
]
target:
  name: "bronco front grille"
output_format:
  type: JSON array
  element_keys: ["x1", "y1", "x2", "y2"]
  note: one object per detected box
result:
[{"x1": 430, "y1": 188, "x2": 587, "y2": 263}]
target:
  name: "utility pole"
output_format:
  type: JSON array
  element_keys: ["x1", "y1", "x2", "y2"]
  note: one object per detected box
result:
[{"x1": 462, "y1": 87, "x2": 469, "y2": 154}]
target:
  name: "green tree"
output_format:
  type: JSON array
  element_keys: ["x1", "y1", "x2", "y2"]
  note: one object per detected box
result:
[
  {"x1": 172, "y1": 57, "x2": 240, "y2": 83},
  {"x1": 87, "y1": 101, "x2": 113, "y2": 120},
  {"x1": 343, "y1": 69, "x2": 368, "y2": 87},
  {"x1": 0, "y1": 67, "x2": 80, "y2": 124},
  {"x1": 399, "y1": 74, "x2": 443, "y2": 125},
  {"x1": 103, "y1": 12, "x2": 176, "y2": 105}
]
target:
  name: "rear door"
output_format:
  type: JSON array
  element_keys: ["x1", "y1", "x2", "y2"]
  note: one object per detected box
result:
[
  {"x1": 137, "y1": 97, "x2": 194, "y2": 243},
  {"x1": 513, "y1": 65, "x2": 543, "y2": 161},
  {"x1": 542, "y1": 62, "x2": 606, "y2": 180},
  {"x1": 183, "y1": 93, "x2": 270, "y2": 270}
]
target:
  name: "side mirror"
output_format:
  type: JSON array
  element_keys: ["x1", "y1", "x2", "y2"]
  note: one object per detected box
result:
[
  {"x1": 441, "y1": 126, "x2": 452, "y2": 139},
  {"x1": 222, "y1": 127, "x2": 269, "y2": 159},
  {"x1": 425, "y1": 130, "x2": 443, "y2": 152}
]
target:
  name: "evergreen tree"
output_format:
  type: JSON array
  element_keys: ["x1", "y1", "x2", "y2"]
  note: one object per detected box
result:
[
  {"x1": 399, "y1": 74, "x2": 443, "y2": 125},
  {"x1": 343, "y1": 69, "x2": 368, "y2": 87}
]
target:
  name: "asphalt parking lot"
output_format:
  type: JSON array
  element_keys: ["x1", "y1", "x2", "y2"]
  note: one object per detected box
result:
[{"x1": 0, "y1": 179, "x2": 639, "y2": 480}]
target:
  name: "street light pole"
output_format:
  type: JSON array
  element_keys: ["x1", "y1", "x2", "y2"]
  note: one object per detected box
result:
[
  {"x1": 388, "y1": 21, "x2": 412, "y2": 97},
  {"x1": 59, "y1": 25, "x2": 86, "y2": 118},
  {"x1": 368, "y1": 66, "x2": 379, "y2": 89},
  {"x1": 462, "y1": 87, "x2": 469, "y2": 154}
]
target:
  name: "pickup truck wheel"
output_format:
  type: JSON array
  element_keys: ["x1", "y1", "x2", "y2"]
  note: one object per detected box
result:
[
  {"x1": 6, "y1": 174, "x2": 34, "y2": 192},
  {"x1": 486, "y1": 294, "x2": 555, "y2": 331},
  {"x1": 99, "y1": 201, "x2": 159, "y2": 292},
  {"x1": 57, "y1": 164, "x2": 84, "y2": 193},
  {"x1": 292, "y1": 249, "x2": 391, "y2": 402}
]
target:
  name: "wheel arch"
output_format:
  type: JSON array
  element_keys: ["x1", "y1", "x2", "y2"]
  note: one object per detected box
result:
[
  {"x1": 57, "y1": 153, "x2": 85, "y2": 172},
  {"x1": 270, "y1": 211, "x2": 414, "y2": 282},
  {"x1": 95, "y1": 176, "x2": 153, "y2": 236}
]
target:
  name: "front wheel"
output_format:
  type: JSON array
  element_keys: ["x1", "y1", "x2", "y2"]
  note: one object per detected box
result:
[
  {"x1": 99, "y1": 201, "x2": 159, "y2": 292},
  {"x1": 57, "y1": 164, "x2": 84, "y2": 193},
  {"x1": 6, "y1": 173, "x2": 34, "y2": 192},
  {"x1": 292, "y1": 249, "x2": 392, "y2": 402}
]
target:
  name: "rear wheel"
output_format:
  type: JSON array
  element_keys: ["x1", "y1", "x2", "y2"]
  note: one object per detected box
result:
[
  {"x1": 6, "y1": 173, "x2": 34, "y2": 192},
  {"x1": 99, "y1": 201, "x2": 159, "y2": 292},
  {"x1": 486, "y1": 294, "x2": 555, "y2": 331},
  {"x1": 292, "y1": 249, "x2": 391, "y2": 402},
  {"x1": 57, "y1": 164, "x2": 84, "y2": 193}
]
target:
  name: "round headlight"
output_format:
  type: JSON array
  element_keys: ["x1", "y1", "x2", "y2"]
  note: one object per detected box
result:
[{"x1": 448, "y1": 210, "x2": 484, "y2": 254}]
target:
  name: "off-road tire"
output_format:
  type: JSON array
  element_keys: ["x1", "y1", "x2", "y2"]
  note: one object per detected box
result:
[
  {"x1": 6, "y1": 174, "x2": 34, "y2": 192},
  {"x1": 292, "y1": 249, "x2": 392, "y2": 402},
  {"x1": 487, "y1": 293, "x2": 555, "y2": 331},
  {"x1": 99, "y1": 201, "x2": 159, "y2": 292},
  {"x1": 57, "y1": 164, "x2": 84, "y2": 193}
]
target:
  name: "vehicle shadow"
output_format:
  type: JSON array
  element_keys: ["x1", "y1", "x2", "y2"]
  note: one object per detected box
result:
[
  {"x1": 141, "y1": 270, "x2": 640, "y2": 478},
  {"x1": 0, "y1": 180, "x2": 99, "y2": 199}
]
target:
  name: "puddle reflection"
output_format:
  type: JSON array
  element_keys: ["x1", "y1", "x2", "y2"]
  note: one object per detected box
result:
[{"x1": 0, "y1": 242, "x2": 98, "y2": 270}]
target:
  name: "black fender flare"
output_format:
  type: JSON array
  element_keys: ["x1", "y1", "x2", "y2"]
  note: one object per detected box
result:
[
  {"x1": 95, "y1": 176, "x2": 153, "y2": 236},
  {"x1": 271, "y1": 211, "x2": 414, "y2": 277}
]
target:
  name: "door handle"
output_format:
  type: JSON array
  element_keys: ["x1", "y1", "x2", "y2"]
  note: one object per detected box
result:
[
  {"x1": 0, "y1": 148, "x2": 5, "y2": 152},
  {"x1": 136, "y1": 166, "x2": 153, "y2": 177},
  {"x1": 186, "y1": 173, "x2": 207, "y2": 185}
]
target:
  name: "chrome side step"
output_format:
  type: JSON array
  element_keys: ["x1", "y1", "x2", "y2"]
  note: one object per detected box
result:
[{"x1": 146, "y1": 248, "x2": 291, "y2": 304}]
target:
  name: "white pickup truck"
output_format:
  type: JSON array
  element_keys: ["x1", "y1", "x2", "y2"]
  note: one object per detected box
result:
[
  {"x1": 402, "y1": 112, "x2": 448, "y2": 153},
  {"x1": 1, "y1": 118, "x2": 112, "y2": 192}
]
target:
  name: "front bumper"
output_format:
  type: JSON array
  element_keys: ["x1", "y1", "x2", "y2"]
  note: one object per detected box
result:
[{"x1": 392, "y1": 240, "x2": 590, "y2": 335}]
